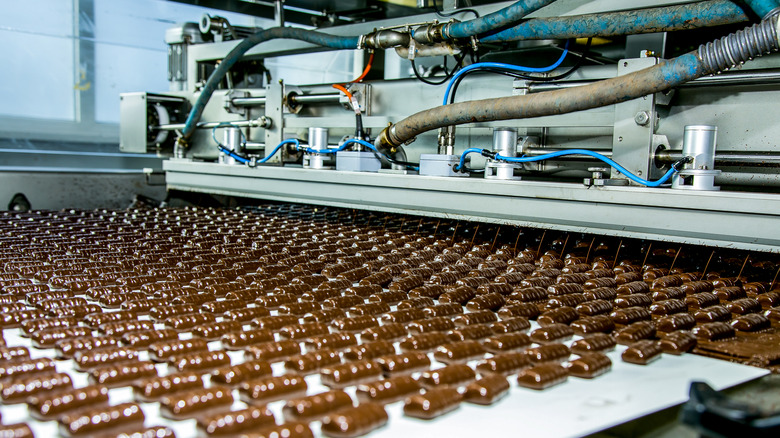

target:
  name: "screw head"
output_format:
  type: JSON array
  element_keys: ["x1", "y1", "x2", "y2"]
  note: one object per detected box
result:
[{"x1": 634, "y1": 111, "x2": 651, "y2": 126}]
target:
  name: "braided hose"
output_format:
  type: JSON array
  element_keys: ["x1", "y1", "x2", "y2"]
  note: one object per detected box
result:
[{"x1": 698, "y1": 15, "x2": 780, "y2": 73}]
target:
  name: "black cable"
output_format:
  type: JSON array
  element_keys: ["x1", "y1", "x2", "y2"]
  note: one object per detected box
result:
[
  {"x1": 411, "y1": 54, "x2": 465, "y2": 85},
  {"x1": 448, "y1": 38, "x2": 592, "y2": 104},
  {"x1": 430, "y1": 0, "x2": 479, "y2": 18}
]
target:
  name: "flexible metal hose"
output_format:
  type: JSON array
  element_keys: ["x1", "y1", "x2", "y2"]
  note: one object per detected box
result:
[{"x1": 376, "y1": 17, "x2": 780, "y2": 150}]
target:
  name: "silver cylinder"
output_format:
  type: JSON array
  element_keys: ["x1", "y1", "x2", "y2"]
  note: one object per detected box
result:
[
  {"x1": 219, "y1": 126, "x2": 242, "y2": 165},
  {"x1": 492, "y1": 127, "x2": 518, "y2": 157},
  {"x1": 682, "y1": 125, "x2": 717, "y2": 170},
  {"x1": 304, "y1": 127, "x2": 332, "y2": 169}
]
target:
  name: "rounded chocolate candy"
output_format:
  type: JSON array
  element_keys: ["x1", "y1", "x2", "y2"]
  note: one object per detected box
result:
[
  {"x1": 361, "y1": 323, "x2": 407, "y2": 342},
  {"x1": 404, "y1": 387, "x2": 462, "y2": 420},
  {"x1": 0, "y1": 371, "x2": 72, "y2": 404},
  {"x1": 452, "y1": 310, "x2": 498, "y2": 326},
  {"x1": 615, "y1": 321, "x2": 657, "y2": 345},
  {"x1": 356, "y1": 375, "x2": 422, "y2": 404},
  {"x1": 283, "y1": 390, "x2": 353, "y2": 422},
  {"x1": 537, "y1": 307, "x2": 579, "y2": 326},
  {"x1": 482, "y1": 332, "x2": 532, "y2": 354},
  {"x1": 476, "y1": 352, "x2": 530, "y2": 376},
  {"x1": 399, "y1": 333, "x2": 449, "y2": 353},
  {"x1": 422, "y1": 303, "x2": 463, "y2": 318},
  {"x1": 374, "y1": 352, "x2": 430, "y2": 377},
  {"x1": 567, "y1": 353, "x2": 612, "y2": 379},
  {"x1": 609, "y1": 307, "x2": 652, "y2": 325},
  {"x1": 133, "y1": 372, "x2": 202, "y2": 402},
  {"x1": 693, "y1": 322, "x2": 736, "y2": 340},
  {"x1": 418, "y1": 364, "x2": 476, "y2": 388},
  {"x1": 148, "y1": 339, "x2": 209, "y2": 362},
  {"x1": 407, "y1": 317, "x2": 456, "y2": 334},
  {"x1": 433, "y1": 341, "x2": 486, "y2": 364},
  {"x1": 516, "y1": 363, "x2": 568, "y2": 390},
  {"x1": 160, "y1": 386, "x2": 233, "y2": 419},
  {"x1": 498, "y1": 303, "x2": 541, "y2": 320},
  {"x1": 570, "y1": 315, "x2": 615, "y2": 335},
  {"x1": 731, "y1": 313, "x2": 771, "y2": 332},
  {"x1": 463, "y1": 374, "x2": 511, "y2": 405},
  {"x1": 524, "y1": 344, "x2": 571, "y2": 365},
  {"x1": 320, "y1": 403, "x2": 388, "y2": 438},
  {"x1": 60, "y1": 402, "x2": 145, "y2": 436},
  {"x1": 221, "y1": 329, "x2": 274, "y2": 350},
  {"x1": 198, "y1": 406, "x2": 276, "y2": 436},
  {"x1": 622, "y1": 340, "x2": 663, "y2": 365},
  {"x1": 331, "y1": 316, "x2": 378, "y2": 333},
  {"x1": 321, "y1": 360, "x2": 382, "y2": 389},
  {"x1": 30, "y1": 384, "x2": 109, "y2": 420},
  {"x1": 530, "y1": 324, "x2": 574, "y2": 344},
  {"x1": 211, "y1": 360, "x2": 273, "y2": 386},
  {"x1": 659, "y1": 331, "x2": 697, "y2": 355},
  {"x1": 244, "y1": 340, "x2": 300, "y2": 362},
  {"x1": 88, "y1": 361, "x2": 158, "y2": 388},
  {"x1": 657, "y1": 313, "x2": 696, "y2": 332}
]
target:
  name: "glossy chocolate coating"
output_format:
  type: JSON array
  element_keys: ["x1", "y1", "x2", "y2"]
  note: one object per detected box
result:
[
  {"x1": 0, "y1": 371, "x2": 72, "y2": 404},
  {"x1": 652, "y1": 287, "x2": 686, "y2": 301},
  {"x1": 615, "y1": 321, "x2": 657, "y2": 345},
  {"x1": 224, "y1": 307, "x2": 271, "y2": 322},
  {"x1": 447, "y1": 323, "x2": 495, "y2": 342},
  {"x1": 508, "y1": 287, "x2": 547, "y2": 303},
  {"x1": 516, "y1": 363, "x2": 568, "y2": 390},
  {"x1": 490, "y1": 317, "x2": 531, "y2": 334},
  {"x1": 616, "y1": 281, "x2": 650, "y2": 295},
  {"x1": 433, "y1": 341, "x2": 486, "y2": 364},
  {"x1": 133, "y1": 372, "x2": 202, "y2": 402},
  {"x1": 693, "y1": 305, "x2": 732, "y2": 323},
  {"x1": 252, "y1": 315, "x2": 300, "y2": 330},
  {"x1": 659, "y1": 331, "x2": 697, "y2": 355},
  {"x1": 610, "y1": 307, "x2": 652, "y2": 325},
  {"x1": 30, "y1": 384, "x2": 109, "y2": 420},
  {"x1": 382, "y1": 308, "x2": 426, "y2": 324},
  {"x1": 245, "y1": 340, "x2": 301, "y2": 362},
  {"x1": 284, "y1": 349, "x2": 340, "y2": 375},
  {"x1": 240, "y1": 422, "x2": 313, "y2": 438},
  {"x1": 524, "y1": 344, "x2": 571, "y2": 365},
  {"x1": 583, "y1": 287, "x2": 618, "y2": 302},
  {"x1": 466, "y1": 293, "x2": 506, "y2": 311},
  {"x1": 321, "y1": 403, "x2": 388, "y2": 438},
  {"x1": 170, "y1": 350, "x2": 231, "y2": 373},
  {"x1": 548, "y1": 283, "x2": 584, "y2": 296},
  {"x1": 356, "y1": 375, "x2": 422, "y2": 404},
  {"x1": 304, "y1": 308, "x2": 347, "y2": 324},
  {"x1": 482, "y1": 332, "x2": 532, "y2": 354},
  {"x1": 321, "y1": 360, "x2": 382, "y2": 388},
  {"x1": 343, "y1": 341, "x2": 396, "y2": 361},
  {"x1": 404, "y1": 387, "x2": 462, "y2": 420},
  {"x1": 685, "y1": 292, "x2": 719, "y2": 310},
  {"x1": 283, "y1": 390, "x2": 353, "y2": 422},
  {"x1": 622, "y1": 340, "x2": 663, "y2": 365},
  {"x1": 31, "y1": 326, "x2": 91, "y2": 348},
  {"x1": 148, "y1": 338, "x2": 209, "y2": 362},
  {"x1": 547, "y1": 294, "x2": 587, "y2": 309},
  {"x1": 73, "y1": 347, "x2": 137, "y2": 371},
  {"x1": 160, "y1": 386, "x2": 233, "y2": 419},
  {"x1": 418, "y1": 364, "x2": 476, "y2": 388},
  {"x1": 372, "y1": 352, "x2": 430, "y2": 377},
  {"x1": 570, "y1": 315, "x2": 615, "y2": 335},
  {"x1": 463, "y1": 374, "x2": 511, "y2": 405},
  {"x1": 191, "y1": 320, "x2": 243, "y2": 340},
  {"x1": 198, "y1": 406, "x2": 276, "y2": 436},
  {"x1": 498, "y1": 303, "x2": 541, "y2": 320},
  {"x1": 656, "y1": 313, "x2": 696, "y2": 333},
  {"x1": 476, "y1": 352, "x2": 530, "y2": 376},
  {"x1": 537, "y1": 307, "x2": 579, "y2": 326},
  {"x1": 220, "y1": 329, "x2": 274, "y2": 350},
  {"x1": 22, "y1": 316, "x2": 78, "y2": 335},
  {"x1": 422, "y1": 303, "x2": 464, "y2": 318},
  {"x1": 694, "y1": 322, "x2": 736, "y2": 340},
  {"x1": 60, "y1": 402, "x2": 145, "y2": 437},
  {"x1": 452, "y1": 310, "x2": 498, "y2": 326},
  {"x1": 361, "y1": 323, "x2": 407, "y2": 342},
  {"x1": 88, "y1": 361, "x2": 158, "y2": 388},
  {"x1": 0, "y1": 357, "x2": 55, "y2": 380},
  {"x1": 211, "y1": 360, "x2": 273, "y2": 386},
  {"x1": 0, "y1": 346, "x2": 30, "y2": 362},
  {"x1": 731, "y1": 313, "x2": 771, "y2": 332},
  {"x1": 331, "y1": 316, "x2": 379, "y2": 333},
  {"x1": 614, "y1": 294, "x2": 652, "y2": 309},
  {"x1": 568, "y1": 353, "x2": 612, "y2": 379},
  {"x1": 726, "y1": 298, "x2": 762, "y2": 315},
  {"x1": 304, "y1": 333, "x2": 357, "y2": 352},
  {"x1": 407, "y1": 317, "x2": 456, "y2": 334},
  {"x1": 399, "y1": 333, "x2": 449, "y2": 353},
  {"x1": 279, "y1": 322, "x2": 330, "y2": 340},
  {"x1": 530, "y1": 324, "x2": 575, "y2": 344},
  {"x1": 239, "y1": 375, "x2": 308, "y2": 405}
]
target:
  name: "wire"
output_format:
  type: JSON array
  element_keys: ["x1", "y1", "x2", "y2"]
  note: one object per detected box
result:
[
  {"x1": 455, "y1": 148, "x2": 690, "y2": 187},
  {"x1": 447, "y1": 38, "x2": 592, "y2": 105},
  {"x1": 212, "y1": 123, "x2": 250, "y2": 164},
  {"x1": 431, "y1": 0, "x2": 479, "y2": 18},
  {"x1": 350, "y1": 51, "x2": 375, "y2": 83},
  {"x1": 258, "y1": 139, "x2": 300, "y2": 164},
  {"x1": 443, "y1": 40, "x2": 571, "y2": 105},
  {"x1": 332, "y1": 84, "x2": 354, "y2": 102},
  {"x1": 301, "y1": 138, "x2": 420, "y2": 171},
  {"x1": 411, "y1": 54, "x2": 465, "y2": 86}
]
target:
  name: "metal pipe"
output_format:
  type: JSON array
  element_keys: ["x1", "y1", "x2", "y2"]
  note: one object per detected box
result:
[
  {"x1": 481, "y1": 0, "x2": 748, "y2": 42},
  {"x1": 231, "y1": 93, "x2": 341, "y2": 108},
  {"x1": 376, "y1": 18, "x2": 780, "y2": 150},
  {"x1": 231, "y1": 97, "x2": 267, "y2": 107},
  {"x1": 157, "y1": 117, "x2": 269, "y2": 131},
  {"x1": 524, "y1": 69, "x2": 780, "y2": 93},
  {"x1": 523, "y1": 147, "x2": 612, "y2": 159},
  {"x1": 657, "y1": 150, "x2": 780, "y2": 167}
]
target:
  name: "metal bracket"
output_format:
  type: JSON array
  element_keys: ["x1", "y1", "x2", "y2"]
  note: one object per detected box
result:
[
  {"x1": 339, "y1": 83, "x2": 371, "y2": 115},
  {"x1": 223, "y1": 89, "x2": 249, "y2": 116},
  {"x1": 264, "y1": 80, "x2": 285, "y2": 164},
  {"x1": 610, "y1": 57, "x2": 665, "y2": 183}
]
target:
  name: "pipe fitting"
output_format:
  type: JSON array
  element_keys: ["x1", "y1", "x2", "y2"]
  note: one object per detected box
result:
[
  {"x1": 364, "y1": 30, "x2": 410, "y2": 49},
  {"x1": 412, "y1": 24, "x2": 446, "y2": 44},
  {"x1": 697, "y1": 14, "x2": 780, "y2": 73}
]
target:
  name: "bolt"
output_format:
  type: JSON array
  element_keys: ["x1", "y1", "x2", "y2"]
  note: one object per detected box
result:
[{"x1": 634, "y1": 111, "x2": 650, "y2": 126}]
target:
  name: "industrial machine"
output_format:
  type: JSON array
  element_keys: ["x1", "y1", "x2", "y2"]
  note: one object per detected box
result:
[{"x1": 120, "y1": 0, "x2": 780, "y2": 253}]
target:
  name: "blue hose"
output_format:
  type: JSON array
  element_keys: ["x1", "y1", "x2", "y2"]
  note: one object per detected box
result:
[
  {"x1": 745, "y1": 0, "x2": 780, "y2": 18},
  {"x1": 481, "y1": 0, "x2": 748, "y2": 42},
  {"x1": 258, "y1": 139, "x2": 300, "y2": 164},
  {"x1": 442, "y1": 0, "x2": 558, "y2": 39},
  {"x1": 456, "y1": 148, "x2": 679, "y2": 187},
  {"x1": 182, "y1": 28, "x2": 359, "y2": 140},
  {"x1": 442, "y1": 41, "x2": 569, "y2": 105}
]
